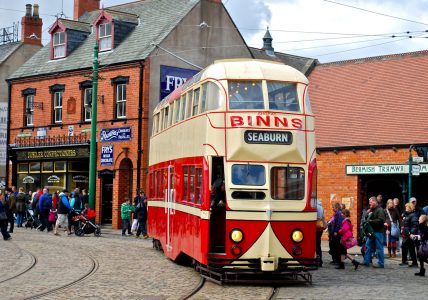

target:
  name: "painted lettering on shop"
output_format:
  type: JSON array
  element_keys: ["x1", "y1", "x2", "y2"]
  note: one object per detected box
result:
[
  {"x1": 347, "y1": 164, "x2": 428, "y2": 175},
  {"x1": 27, "y1": 149, "x2": 77, "y2": 159}
]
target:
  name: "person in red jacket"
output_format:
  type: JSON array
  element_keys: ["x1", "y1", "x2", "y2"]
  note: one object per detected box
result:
[{"x1": 337, "y1": 209, "x2": 360, "y2": 270}]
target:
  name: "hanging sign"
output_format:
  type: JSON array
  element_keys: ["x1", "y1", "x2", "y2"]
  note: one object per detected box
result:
[
  {"x1": 37, "y1": 128, "x2": 46, "y2": 139},
  {"x1": 101, "y1": 145, "x2": 114, "y2": 166},
  {"x1": 159, "y1": 65, "x2": 198, "y2": 101},
  {"x1": 100, "y1": 127, "x2": 131, "y2": 142}
]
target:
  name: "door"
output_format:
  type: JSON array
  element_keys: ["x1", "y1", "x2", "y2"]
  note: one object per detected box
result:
[
  {"x1": 165, "y1": 165, "x2": 175, "y2": 252},
  {"x1": 209, "y1": 157, "x2": 226, "y2": 253},
  {"x1": 101, "y1": 175, "x2": 113, "y2": 224}
]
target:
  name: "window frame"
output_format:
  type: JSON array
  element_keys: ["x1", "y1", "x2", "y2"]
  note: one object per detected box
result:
[
  {"x1": 270, "y1": 166, "x2": 305, "y2": 200},
  {"x1": 25, "y1": 94, "x2": 34, "y2": 126},
  {"x1": 53, "y1": 91, "x2": 63, "y2": 123},
  {"x1": 83, "y1": 88, "x2": 92, "y2": 122},
  {"x1": 53, "y1": 31, "x2": 66, "y2": 59},
  {"x1": 99, "y1": 22, "x2": 113, "y2": 51},
  {"x1": 116, "y1": 83, "x2": 126, "y2": 119}
]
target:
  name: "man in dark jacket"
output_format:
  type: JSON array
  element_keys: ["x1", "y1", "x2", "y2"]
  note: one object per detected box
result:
[
  {"x1": 38, "y1": 188, "x2": 53, "y2": 232},
  {"x1": 134, "y1": 190, "x2": 148, "y2": 238},
  {"x1": 363, "y1": 196, "x2": 386, "y2": 268},
  {"x1": 15, "y1": 187, "x2": 27, "y2": 227},
  {"x1": 5, "y1": 188, "x2": 15, "y2": 233}
]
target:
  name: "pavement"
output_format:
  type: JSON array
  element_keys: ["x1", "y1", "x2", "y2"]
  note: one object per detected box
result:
[{"x1": 1, "y1": 226, "x2": 426, "y2": 300}]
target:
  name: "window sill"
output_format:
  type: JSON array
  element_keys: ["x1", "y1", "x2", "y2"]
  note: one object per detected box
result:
[
  {"x1": 48, "y1": 123, "x2": 63, "y2": 129},
  {"x1": 109, "y1": 118, "x2": 128, "y2": 125}
]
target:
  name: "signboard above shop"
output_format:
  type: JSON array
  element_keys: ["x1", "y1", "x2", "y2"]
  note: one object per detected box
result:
[{"x1": 346, "y1": 164, "x2": 428, "y2": 175}]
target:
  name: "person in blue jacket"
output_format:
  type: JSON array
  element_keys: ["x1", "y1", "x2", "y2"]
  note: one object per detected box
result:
[{"x1": 53, "y1": 189, "x2": 72, "y2": 236}]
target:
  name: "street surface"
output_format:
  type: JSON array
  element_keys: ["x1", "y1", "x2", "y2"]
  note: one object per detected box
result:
[{"x1": 1, "y1": 227, "x2": 425, "y2": 300}]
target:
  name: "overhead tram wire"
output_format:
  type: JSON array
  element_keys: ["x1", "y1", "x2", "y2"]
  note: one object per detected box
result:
[{"x1": 323, "y1": 0, "x2": 428, "y2": 26}]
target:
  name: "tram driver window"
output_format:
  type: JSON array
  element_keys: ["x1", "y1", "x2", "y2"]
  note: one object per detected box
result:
[
  {"x1": 228, "y1": 81, "x2": 263, "y2": 110},
  {"x1": 267, "y1": 82, "x2": 300, "y2": 112},
  {"x1": 231, "y1": 164, "x2": 265, "y2": 186},
  {"x1": 271, "y1": 167, "x2": 305, "y2": 200}
]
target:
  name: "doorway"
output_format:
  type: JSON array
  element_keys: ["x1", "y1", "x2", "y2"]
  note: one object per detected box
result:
[
  {"x1": 101, "y1": 173, "x2": 113, "y2": 224},
  {"x1": 209, "y1": 156, "x2": 226, "y2": 253}
]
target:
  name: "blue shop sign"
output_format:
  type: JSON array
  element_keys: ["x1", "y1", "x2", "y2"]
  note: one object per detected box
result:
[
  {"x1": 100, "y1": 127, "x2": 131, "y2": 142},
  {"x1": 160, "y1": 65, "x2": 198, "y2": 101},
  {"x1": 100, "y1": 145, "x2": 114, "y2": 166}
]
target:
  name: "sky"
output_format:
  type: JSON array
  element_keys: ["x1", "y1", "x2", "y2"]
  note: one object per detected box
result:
[{"x1": 0, "y1": 0, "x2": 427, "y2": 63}]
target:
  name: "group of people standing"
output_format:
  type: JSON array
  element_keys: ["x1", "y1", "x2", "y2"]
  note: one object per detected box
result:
[
  {"x1": 0, "y1": 185, "x2": 89, "y2": 240},
  {"x1": 121, "y1": 189, "x2": 148, "y2": 238}
]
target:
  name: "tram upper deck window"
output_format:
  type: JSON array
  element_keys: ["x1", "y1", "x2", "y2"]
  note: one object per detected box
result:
[
  {"x1": 231, "y1": 164, "x2": 265, "y2": 186},
  {"x1": 228, "y1": 81, "x2": 263, "y2": 110},
  {"x1": 271, "y1": 167, "x2": 305, "y2": 200},
  {"x1": 304, "y1": 92, "x2": 312, "y2": 113},
  {"x1": 267, "y1": 82, "x2": 300, "y2": 112},
  {"x1": 206, "y1": 81, "x2": 224, "y2": 111}
]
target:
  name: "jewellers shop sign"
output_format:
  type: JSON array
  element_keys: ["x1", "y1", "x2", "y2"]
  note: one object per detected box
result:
[
  {"x1": 100, "y1": 127, "x2": 131, "y2": 142},
  {"x1": 160, "y1": 65, "x2": 198, "y2": 101},
  {"x1": 346, "y1": 164, "x2": 428, "y2": 175}
]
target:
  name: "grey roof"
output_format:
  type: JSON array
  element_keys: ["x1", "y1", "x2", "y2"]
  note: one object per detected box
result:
[
  {"x1": 60, "y1": 19, "x2": 91, "y2": 32},
  {"x1": 0, "y1": 41, "x2": 22, "y2": 65},
  {"x1": 263, "y1": 29, "x2": 272, "y2": 40},
  {"x1": 10, "y1": 0, "x2": 200, "y2": 80},
  {"x1": 103, "y1": 9, "x2": 139, "y2": 24},
  {"x1": 249, "y1": 47, "x2": 318, "y2": 76}
]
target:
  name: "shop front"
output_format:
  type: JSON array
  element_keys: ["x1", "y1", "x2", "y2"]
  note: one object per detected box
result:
[{"x1": 12, "y1": 146, "x2": 89, "y2": 192}]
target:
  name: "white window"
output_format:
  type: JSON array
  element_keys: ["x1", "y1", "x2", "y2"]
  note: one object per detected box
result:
[
  {"x1": 116, "y1": 84, "x2": 126, "y2": 118},
  {"x1": 99, "y1": 23, "x2": 112, "y2": 51},
  {"x1": 54, "y1": 91, "x2": 63, "y2": 123},
  {"x1": 84, "y1": 88, "x2": 92, "y2": 121},
  {"x1": 53, "y1": 32, "x2": 65, "y2": 58},
  {"x1": 26, "y1": 95, "x2": 34, "y2": 126}
]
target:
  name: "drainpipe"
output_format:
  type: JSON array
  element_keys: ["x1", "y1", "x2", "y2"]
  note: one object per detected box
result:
[
  {"x1": 408, "y1": 144, "x2": 413, "y2": 202},
  {"x1": 5, "y1": 80, "x2": 11, "y2": 187},
  {"x1": 137, "y1": 61, "x2": 145, "y2": 191}
]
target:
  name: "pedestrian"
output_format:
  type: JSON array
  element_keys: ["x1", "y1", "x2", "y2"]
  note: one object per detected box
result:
[
  {"x1": 81, "y1": 189, "x2": 88, "y2": 206},
  {"x1": 134, "y1": 190, "x2": 148, "y2": 239},
  {"x1": 409, "y1": 197, "x2": 425, "y2": 218},
  {"x1": 363, "y1": 196, "x2": 386, "y2": 268},
  {"x1": 414, "y1": 215, "x2": 428, "y2": 276},
  {"x1": 399, "y1": 202, "x2": 419, "y2": 267},
  {"x1": 0, "y1": 199, "x2": 12, "y2": 240},
  {"x1": 31, "y1": 188, "x2": 41, "y2": 221},
  {"x1": 15, "y1": 187, "x2": 27, "y2": 227},
  {"x1": 121, "y1": 198, "x2": 134, "y2": 236},
  {"x1": 337, "y1": 209, "x2": 360, "y2": 270},
  {"x1": 52, "y1": 191, "x2": 59, "y2": 209},
  {"x1": 4, "y1": 188, "x2": 16, "y2": 233},
  {"x1": 384, "y1": 199, "x2": 401, "y2": 258},
  {"x1": 393, "y1": 198, "x2": 403, "y2": 252},
  {"x1": 131, "y1": 191, "x2": 140, "y2": 234},
  {"x1": 38, "y1": 188, "x2": 53, "y2": 232},
  {"x1": 328, "y1": 202, "x2": 344, "y2": 265},
  {"x1": 316, "y1": 198, "x2": 326, "y2": 267},
  {"x1": 377, "y1": 194, "x2": 384, "y2": 209},
  {"x1": 53, "y1": 189, "x2": 72, "y2": 236}
]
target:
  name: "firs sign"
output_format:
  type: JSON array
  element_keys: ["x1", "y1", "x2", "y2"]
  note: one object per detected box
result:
[
  {"x1": 160, "y1": 65, "x2": 198, "y2": 101},
  {"x1": 100, "y1": 145, "x2": 114, "y2": 166}
]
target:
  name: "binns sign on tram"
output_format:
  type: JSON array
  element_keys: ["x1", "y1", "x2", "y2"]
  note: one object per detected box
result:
[
  {"x1": 230, "y1": 115, "x2": 303, "y2": 129},
  {"x1": 346, "y1": 164, "x2": 428, "y2": 175}
]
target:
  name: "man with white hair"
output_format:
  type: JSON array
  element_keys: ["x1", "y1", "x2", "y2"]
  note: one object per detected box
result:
[{"x1": 409, "y1": 197, "x2": 425, "y2": 218}]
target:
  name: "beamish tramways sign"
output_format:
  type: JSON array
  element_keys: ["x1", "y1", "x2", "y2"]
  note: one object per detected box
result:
[{"x1": 346, "y1": 164, "x2": 428, "y2": 175}]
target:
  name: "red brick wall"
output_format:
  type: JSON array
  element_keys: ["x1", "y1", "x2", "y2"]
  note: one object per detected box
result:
[
  {"x1": 9, "y1": 62, "x2": 146, "y2": 229},
  {"x1": 74, "y1": 0, "x2": 100, "y2": 20},
  {"x1": 317, "y1": 147, "x2": 412, "y2": 238}
]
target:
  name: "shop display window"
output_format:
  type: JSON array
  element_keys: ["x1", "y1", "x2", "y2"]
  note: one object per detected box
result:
[
  {"x1": 29, "y1": 162, "x2": 41, "y2": 173},
  {"x1": 42, "y1": 161, "x2": 54, "y2": 172},
  {"x1": 18, "y1": 163, "x2": 29, "y2": 173},
  {"x1": 55, "y1": 161, "x2": 66, "y2": 172}
]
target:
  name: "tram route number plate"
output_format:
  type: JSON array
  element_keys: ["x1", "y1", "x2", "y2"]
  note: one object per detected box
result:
[{"x1": 244, "y1": 130, "x2": 293, "y2": 145}]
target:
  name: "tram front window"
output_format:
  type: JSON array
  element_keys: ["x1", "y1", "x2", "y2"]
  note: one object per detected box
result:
[
  {"x1": 228, "y1": 81, "x2": 263, "y2": 109},
  {"x1": 231, "y1": 164, "x2": 265, "y2": 186},
  {"x1": 267, "y1": 81, "x2": 299, "y2": 112},
  {"x1": 271, "y1": 167, "x2": 305, "y2": 200}
]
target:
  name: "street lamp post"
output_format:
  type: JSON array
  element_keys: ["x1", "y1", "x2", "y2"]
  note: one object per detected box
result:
[
  {"x1": 88, "y1": 43, "x2": 99, "y2": 210},
  {"x1": 408, "y1": 145, "x2": 413, "y2": 202}
]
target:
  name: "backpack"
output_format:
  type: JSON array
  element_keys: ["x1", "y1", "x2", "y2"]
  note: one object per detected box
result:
[{"x1": 42, "y1": 194, "x2": 53, "y2": 211}]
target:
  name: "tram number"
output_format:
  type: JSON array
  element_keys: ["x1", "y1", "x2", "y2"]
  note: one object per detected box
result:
[{"x1": 244, "y1": 130, "x2": 292, "y2": 145}]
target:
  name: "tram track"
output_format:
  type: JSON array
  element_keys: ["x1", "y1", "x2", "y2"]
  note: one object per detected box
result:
[
  {"x1": 267, "y1": 287, "x2": 279, "y2": 300},
  {"x1": 24, "y1": 254, "x2": 99, "y2": 300},
  {"x1": 180, "y1": 277, "x2": 206, "y2": 300},
  {"x1": 0, "y1": 246, "x2": 38, "y2": 284}
]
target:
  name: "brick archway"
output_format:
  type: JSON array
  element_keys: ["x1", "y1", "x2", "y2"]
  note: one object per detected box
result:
[{"x1": 112, "y1": 158, "x2": 134, "y2": 229}]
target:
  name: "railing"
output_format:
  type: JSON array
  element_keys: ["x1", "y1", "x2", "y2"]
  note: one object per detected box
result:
[{"x1": 11, "y1": 134, "x2": 89, "y2": 148}]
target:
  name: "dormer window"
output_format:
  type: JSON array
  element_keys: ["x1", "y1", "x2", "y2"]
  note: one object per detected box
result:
[
  {"x1": 99, "y1": 22, "x2": 112, "y2": 51},
  {"x1": 53, "y1": 32, "x2": 65, "y2": 58}
]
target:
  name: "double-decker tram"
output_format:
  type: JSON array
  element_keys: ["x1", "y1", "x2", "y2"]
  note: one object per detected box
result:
[{"x1": 147, "y1": 59, "x2": 317, "y2": 284}]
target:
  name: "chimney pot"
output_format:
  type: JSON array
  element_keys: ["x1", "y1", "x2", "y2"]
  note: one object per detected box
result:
[
  {"x1": 33, "y1": 4, "x2": 40, "y2": 18},
  {"x1": 25, "y1": 4, "x2": 32, "y2": 17}
]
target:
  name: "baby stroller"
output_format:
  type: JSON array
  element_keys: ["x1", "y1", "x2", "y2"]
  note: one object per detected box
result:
[
  {"x1": 24, "y1": 207, "x2": 41, "y2": 229},
  {"x1": 70, "y1": 209, "x2": 101, "y2": 237}
]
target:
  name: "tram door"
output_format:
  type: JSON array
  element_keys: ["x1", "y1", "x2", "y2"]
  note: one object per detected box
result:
[
  {"x1": 165, "y1": 165, "x2": 175, "y2": 252},
  {"x1": 210, "y1": 157, "x2": 226, "y2": 253}
]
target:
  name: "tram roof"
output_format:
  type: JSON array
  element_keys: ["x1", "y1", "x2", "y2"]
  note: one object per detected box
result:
[{"x1": 155, "y1": 59, "x2": 308, "y2": 112}]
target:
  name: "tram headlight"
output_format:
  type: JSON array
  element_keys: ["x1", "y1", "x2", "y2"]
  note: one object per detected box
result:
[
  {"x1": 291, "y1": 229, "x2": 304, "y2": 243},
  {"x1": 230, "y1": 229, "x2": 244, "y2": 243}
]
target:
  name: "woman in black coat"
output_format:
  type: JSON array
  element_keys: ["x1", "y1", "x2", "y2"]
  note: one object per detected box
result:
[
  {"x1": 413, "y1": 215, "x2": 428, "y2": 276},
  {"x1": 0, "y1": 200, "x2": 12, "y2": 240},
  {"x1": 399, "y1": 203, "x2": 419, "y2": 267}
]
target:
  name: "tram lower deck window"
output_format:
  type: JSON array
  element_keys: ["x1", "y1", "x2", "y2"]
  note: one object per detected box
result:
[{"x1": 271, "y1": 167, "x2": 305, "y2": 200}]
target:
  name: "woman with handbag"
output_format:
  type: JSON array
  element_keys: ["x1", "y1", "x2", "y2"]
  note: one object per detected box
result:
[
  {"x1": 336, "y1": 209, "x2": 360, "y2": 270},
  {"x1": 0, "y1": 199, "x2": 12, "y2": 240},
  {"x1": 399, "y1": 203, "x2": 419, "y2": 267},
  {"x1": 413, "y1": 215, "x2": 428, "y2": 276},
  {"x1": 384, "y1": 199, "x2": 401, "y2": 258}
]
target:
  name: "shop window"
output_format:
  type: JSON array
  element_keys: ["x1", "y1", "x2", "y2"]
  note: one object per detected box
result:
[
  {"x1": 42, "y1": 173, "x2": 65, "y2": 191},
  {"x1": 271, "y1": 167, "x2": 305, "y2": 200},
  {"x1": 54, "y1": 161, "x2": 66, "y2": 172},
  {"x1": 68, "y1": 173, "x2": 89, "y2": 191},
  {"x1": 18, "y1": 163, "x2": 29, "y2": 173},
  {"x1": 192, "y1": 88, "x2": 200, "y2": 116},
  {"x1": 42, "y1": 161, "x2": 54, "y2": 172},
  {"x1": 29, "y1": 162, "x2": 41, "y2": 173},
  {"x1": 18, "y1": 173, "x2": 40, "y2": 191},
  {"x1": 68, "y1": 161, "x2": 87, "y2": 172}
]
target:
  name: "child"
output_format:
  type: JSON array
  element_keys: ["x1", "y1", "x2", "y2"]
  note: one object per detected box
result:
[
  {"x1": 337, "y1": 209, "x2": 360, "y2": 270},
  {"x1": 121, "y1": 198, "x2": 134, "y2": 236}
]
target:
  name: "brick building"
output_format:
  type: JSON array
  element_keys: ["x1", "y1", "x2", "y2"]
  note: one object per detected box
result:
[{"x1": 309, "y1": 51, "x2": 428, "y2": 231}]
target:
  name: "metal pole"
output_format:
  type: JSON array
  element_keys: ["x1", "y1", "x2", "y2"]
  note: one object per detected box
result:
[
  {"x1": 408, "y1": 145, "x2": 413, "y2": 202},
  {"x1": 88, "y1": 43, "x2": 99, "y2": 210}
]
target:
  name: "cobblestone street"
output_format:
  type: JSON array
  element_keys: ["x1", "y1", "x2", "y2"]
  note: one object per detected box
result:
[{"x1": 1, "y1": 227, "x2": 426, "y2": 300}]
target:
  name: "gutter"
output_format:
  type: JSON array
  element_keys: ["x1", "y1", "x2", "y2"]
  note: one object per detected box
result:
[
  {"x1": 5, "y1": 80, "x2": 11, "y2": 186},
  {"x1": 136, "y1": 61, "x2": 145, "y2": 191}
]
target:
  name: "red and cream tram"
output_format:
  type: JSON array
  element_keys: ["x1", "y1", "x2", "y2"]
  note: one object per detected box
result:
[{"x1": 147, "y1": 59, "x2": 317, "y2": 283}]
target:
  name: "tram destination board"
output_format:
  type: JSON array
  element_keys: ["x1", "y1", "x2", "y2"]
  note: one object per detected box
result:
[{"x1": 244, "y1": 130, "x2": 292, "y2": 145}]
